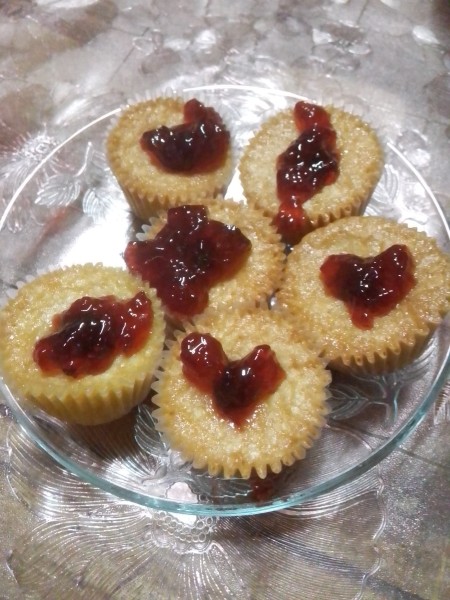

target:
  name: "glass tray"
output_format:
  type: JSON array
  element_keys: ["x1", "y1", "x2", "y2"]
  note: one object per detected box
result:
[{"x1": 0, "y1": 85, "x2": 449, "y2": 516}]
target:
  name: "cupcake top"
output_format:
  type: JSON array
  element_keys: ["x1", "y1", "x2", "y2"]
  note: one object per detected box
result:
[
  {"x1": 277, "y1": 216, "x2": 450, "y2": 374},
  {"x1": 106, "y1": 96, "x2": 234, "y2": 219},
  {"x1": 124, "y1": 199, "x2": 285, "y2": 321},
  {"x1": 152, "y1": 307, "x2": 330, "y2": 479},
  {"x1": 0, "y1": 264, "x2": 166, "y2": 425},
  {"x1": 239, "y1": 100, "x2": 383, "y2": 245}
]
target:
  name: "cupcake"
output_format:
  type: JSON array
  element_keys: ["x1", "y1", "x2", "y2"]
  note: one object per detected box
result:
[
  {"x1": 152, "y1": 307, "x2": 330, "y2": 479},
  {"x1": 124, "y1": 199, "x2": 285, "y2": 321},
  {"x1": 277, "y1": 216, "x2": 450, "y2": 374},
  {"x1": 106, "y1": 96, "x2": 233, "y2": 220},
  {"x1": 239, "y1": 100, "x2": 383, "y2": 245},
  {"x1": 0, "y1": 264, "x2": 166, "y2": 425}
]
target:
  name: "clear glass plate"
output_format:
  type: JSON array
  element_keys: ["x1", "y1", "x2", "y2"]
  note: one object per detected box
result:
[{"x1": 0, "y1": 84, "x2": 449, "y2": 516}]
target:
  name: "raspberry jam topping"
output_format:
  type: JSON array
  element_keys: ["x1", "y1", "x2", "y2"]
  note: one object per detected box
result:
[
  {"x1": 124, "y1": 205, "x2": 252, "y2": 319},
  {"x1": 140, "y1": 98, "x2": 230, "y2": 173},
  {"x1": 33, "y1": 291, "x2": 153, "y2": 378},
  {"x1": 274, "y1": 101, "x2": 340, "y2": 246},
  {"x1": 320, "y1": 244, "x2": 416, "y2": 329},
  {"x1": 180, "y1": 332, "x2": 286, "y2": 426}
]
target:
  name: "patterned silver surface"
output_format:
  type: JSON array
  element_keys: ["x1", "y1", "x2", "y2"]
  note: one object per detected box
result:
[{"x1": 0, "y1": 1, "x2": 449, "y2": 598}]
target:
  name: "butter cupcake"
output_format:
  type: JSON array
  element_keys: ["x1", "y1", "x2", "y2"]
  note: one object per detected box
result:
[
  {"x1": 278, "y1": 216, "x2": 450, "y2": 374},
  {"x1": 0, "y1": 264, "x2": 165, "y2": 425},
  {"x1": 124, "y1": 199, "x2": 285, "y2": 321},
  {"x1": 152, "y1": 307, "x2": 330, "y2": 479},
  {"x1": 239, "y1": 100, "x2": 383, "y2": 245},
  {"x1": 107, "y1": 96, "x2": 233, "y2": 220}
]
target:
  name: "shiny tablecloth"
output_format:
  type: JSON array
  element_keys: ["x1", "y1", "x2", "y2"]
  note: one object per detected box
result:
[{"x1": 0, "y1": 1, "x2": 449, "y2": 598}]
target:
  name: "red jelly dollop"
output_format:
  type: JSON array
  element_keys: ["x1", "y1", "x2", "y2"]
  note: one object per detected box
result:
[
  {"x1": 140, "y1": 98, "x2": 230, "y2": 173},
  {"x1": 33, "y1": 291, "x2": 153, "y2": 378},
  {"x1": 274, "y1": 101, "x2": 340, "y2": 246},
  {"x1": 320, "y1": 244, "x2": 416, "y2": 329},
  {"x1": 124, "y1": 205, "x2": 252, "y2": 319},
  {"x1": 180, "y1": 332, "x2": 286, "y2": 426}
]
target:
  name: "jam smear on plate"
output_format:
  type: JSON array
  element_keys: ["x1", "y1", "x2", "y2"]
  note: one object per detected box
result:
[
  {"x1": 140, "y1": 98, "x2": 230, "y2": 173},
  {"x1": 124, "y1": 205, "x2": 252, "y2": 319},
  {"x1": 274, "y1": 101, "x2": 340, "y2": 246},
  {"x1": 250, "y1": 471, "x2": 282, "y2": 502},
  {"x1": 180, "y1": 332, "x2": 286, "y2": 426},
  {"x1": 320, "y1": 244, "x2": 416, "y2": 329},
  {"x1": 33, "y1": 291, "x2": 153, "y2": 378}
]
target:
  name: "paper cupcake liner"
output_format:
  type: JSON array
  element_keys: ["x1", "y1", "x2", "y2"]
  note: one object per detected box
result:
[
  {"x1": 331, "y1": 324, "x2": 434, "y2": 376},
  {"x1": 30, "y1": 376, "x2": 153, "y2": 426}
]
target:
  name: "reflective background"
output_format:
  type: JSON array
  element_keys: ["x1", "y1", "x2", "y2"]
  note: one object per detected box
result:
[{"x1": 0, "y1": 1, "x2": 449, "y2": 598}]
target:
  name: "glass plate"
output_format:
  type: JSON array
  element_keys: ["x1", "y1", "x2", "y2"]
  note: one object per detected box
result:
[{"x1": 0, "y1": 84, "x2": 449, "y2": 516}]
